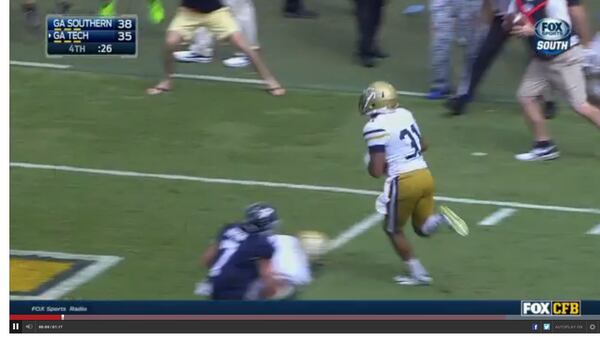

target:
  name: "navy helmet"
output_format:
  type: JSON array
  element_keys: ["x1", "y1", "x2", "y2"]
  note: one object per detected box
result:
[{"x1": 242, "y1": 202, "x2": 279, "y2": 233}]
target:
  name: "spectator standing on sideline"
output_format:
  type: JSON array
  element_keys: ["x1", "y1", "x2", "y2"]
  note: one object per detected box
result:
[
  {"x1": 173, "y1": 0, "x2": 259, "y2": 68},
  {"x1": 21, "y1": 0, "x2": 70, "y2": 28},
  {"x1": 507, "y1": 0, "x2": 600, "y2": 161},
  {"x1": 354, "y1": 0, "x2": 387, "y2": 68},
  {"x1": 146, "y1": 0, "x2": 285, "y2": 96},
  {"x1": 283, "y1": 0, "x2": 317, "y2": 18},
  {"x1": 445, "y1": 0, "x2": 592, "y2": 116},
  {"x1": 428, "y1": 0, "x2": 486, "y2": 100}
]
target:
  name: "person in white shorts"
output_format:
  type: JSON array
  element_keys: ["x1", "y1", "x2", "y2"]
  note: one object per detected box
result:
[
  {"x1": 174, "y1": 0, "x2": 258, "y2": 68},
  {"x1": 195, "y1": 234, "x2": 312, "y2": 299}
]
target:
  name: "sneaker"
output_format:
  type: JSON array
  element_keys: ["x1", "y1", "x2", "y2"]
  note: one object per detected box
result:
[
  {"x1": 173, "y1": 51, "x2": 213, "y2": 63},
  {"x1": 222, "y1": 54, "x2": 251, "y2": 68},
  {"x1": 440, "y1": 206, "x2": 469, "y2": 236},
  {"x1": 22, "y1": 3, "x2": 40, "y2": 29},
  {"x1": 57, "y1": 1, "x2": 71, "y2": 14},
  {"x1": 426, "y1": 88, "x2": 450, "y2": 100},
  {"x1": 370, "y1": 47, "x2": 389, "y2": 59},
  {"x1": 394, "y1": 274, "x2": 433, "y2": 285},
  {"x1": 359, "y1": 54, "x2": 376, "y2": 68},
  {"x1": 445, "y1": 94, "x2": 471, "y2": 116},
  {"x1": 515, "y1": 145, "x2": 560, "y2": 161}
]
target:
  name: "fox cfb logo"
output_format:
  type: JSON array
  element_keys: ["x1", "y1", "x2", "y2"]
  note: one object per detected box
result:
[
  {"x1": 534, "y1": 18, "x2": 572, "y2": 57},
  {"x1": 521, "y1": 301, "x2": 581, "y2": 316}
]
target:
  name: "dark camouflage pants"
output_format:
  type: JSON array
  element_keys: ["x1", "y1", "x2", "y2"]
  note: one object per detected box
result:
[{"x1": 429, "y1": 0, "x2": 486, "y2": 92}]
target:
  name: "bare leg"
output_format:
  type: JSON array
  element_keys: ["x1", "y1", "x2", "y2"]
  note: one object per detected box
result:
[
  {"x1": 147, "y1": 31, "x2": 182, "y2": 94},
  {"x1": 385, "y1": 222, "x2": 413, "y2": 261},
  {"x1": 573, "y1": 102, "x2": 600, "y2": 128},
  {"x1": 519, "y1": 95, "x2": 552, "y2": 141},
  {"x1": 385, "y1": 224, "x2": 430, "y2": 280},
  {"x1": 228, "y1": 32, "x2": 285, "y2": 96}
]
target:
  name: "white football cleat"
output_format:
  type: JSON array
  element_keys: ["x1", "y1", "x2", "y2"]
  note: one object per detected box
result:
[
  {"x1": 223, "y1": 53, "x2": 251, "y2": 68},
  {"x1": 515, "y1": 146, "x2": 560, "y2": 161},
  {"x1": 394, "y1": 274, "x2": 432, "y2": 286},
  {"x1": 173, "y1": 51, "x2": 213, "y2": 63}
]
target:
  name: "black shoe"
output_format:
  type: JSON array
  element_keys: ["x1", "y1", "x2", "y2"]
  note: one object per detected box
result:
[
  {"x1": 22, "y1": 3, "x2": 40, "y2": 29},
  {"x1": 445, "y1": 95, "x2": 470, "y2": 116},
  {"x1": 543, "y1": 101, "x2": 557, "y2": 119},
  {"x1": 359, "y1": 54, "x2": 376, "y2": 68},
  {"x1": 284, "y1": 9, "x2": 318, "y2": 19},
  {"x1": 370, "y1": 47, "x2": 389, "y2": 59},
  {"x1": 57, "y1": 1, "x2": 71, "y2": 14}
]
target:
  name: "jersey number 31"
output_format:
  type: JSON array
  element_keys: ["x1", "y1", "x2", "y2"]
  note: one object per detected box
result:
[{"x1": 399, "y1": 124, "x2": 422, "y2": 160}]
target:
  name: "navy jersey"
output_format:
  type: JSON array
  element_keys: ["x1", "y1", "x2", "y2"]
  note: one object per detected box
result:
[{"x1": 208, "y1": 224, "x2": 274, "y2": 300}]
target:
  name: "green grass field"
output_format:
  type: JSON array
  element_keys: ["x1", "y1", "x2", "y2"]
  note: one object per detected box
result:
[
  {"x1": 9, "y1": 0, "x2": 600, "y2": 300},
  {"x1": 10, "y1": 67, "x2": 600, "y2": 300}
]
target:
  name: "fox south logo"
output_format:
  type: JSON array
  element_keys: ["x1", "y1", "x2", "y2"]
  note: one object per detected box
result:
[
  {"x1": 521, "y1": 301, "x2": 581, "y2": 316},
  {"x1": 534, "y1": 18, "x2": 571, "y2": 57}
]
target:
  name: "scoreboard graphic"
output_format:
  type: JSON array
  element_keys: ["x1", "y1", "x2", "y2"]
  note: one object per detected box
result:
[{"x1": 46, "y1": 16, "x2": 137, "y2": 57}]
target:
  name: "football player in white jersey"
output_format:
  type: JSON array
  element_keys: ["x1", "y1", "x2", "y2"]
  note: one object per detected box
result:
[{"x1": 360, "y1": 81, "x2": 469, "y2": 286}]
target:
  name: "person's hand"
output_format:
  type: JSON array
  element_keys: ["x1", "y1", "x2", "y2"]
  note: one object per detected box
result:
[
  {"x1": 582, "y1": 47, "x2": 597, "y2": 68},
  {"x1": 501, "y1": 14, "x2": 515, "y2": 31},
  {"x1": 511, "y1": 21, "x2": 535, "y2": 37}
]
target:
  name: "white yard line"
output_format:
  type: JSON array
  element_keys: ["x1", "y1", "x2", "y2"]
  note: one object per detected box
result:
[
  {"x1": 10, "y1": 61, "x2": 72, "y2": 69},
  {"x1": 173, "y1": 73, "x2": 265, "y2": 85},
  {"x1": 10, "y1": 250, "x2": 122, "y2": 300},
  {"x1": 586, "y1": 224, "x2": 600, "y2": 235},
  {"x1": 10, "y1": 162, "x2": 600, "y2": 216},
  {"x1": 10, "y1": 60, "x2": 428, "y2": 97},
  {"x1": 478, "y1": 208, "x2": 517, "y2": 226},
  {"x1": 326, "y1": 213, "x2": 385, "y2": 253}
]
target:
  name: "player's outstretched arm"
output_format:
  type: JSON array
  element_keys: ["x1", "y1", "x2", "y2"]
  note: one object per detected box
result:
[
  {"x1": 257, "y1": 259, "x2": 278, "y2": 298},
  {"x1": 420, "y1": 137, "x2": 429, "y2": 153},
  {"x1": 569, "y1": 4, "x2": 591, "y2": 47},
  {"x1": 201, "y1": 243, "x2": 218, "y2": 268},
  {"x1": 367, "y1": 150, "x2": 387, "y2": 178}
]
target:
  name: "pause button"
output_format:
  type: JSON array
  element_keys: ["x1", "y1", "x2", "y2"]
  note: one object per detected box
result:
[{"x1": 10, "y1": 320, "x2": 22, "y2": 333}]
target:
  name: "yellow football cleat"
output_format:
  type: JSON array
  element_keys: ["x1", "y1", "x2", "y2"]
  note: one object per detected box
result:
[{"x1": 440, "y1": 205, "x2": 469, "y2": 236}]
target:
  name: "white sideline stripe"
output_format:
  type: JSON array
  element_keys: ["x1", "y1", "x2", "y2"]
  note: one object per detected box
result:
[
  {"x1": 10, "y1": 162, "x2": 600, "y2": 216},
  {"x1": 586, "y1": 224, "x2": 600, "y2": 235},
  {"x1": 10, "y1": 59, "x2": 428, "y2": 97},
  {"x1": 10, "y1": 250, "x2": 122, "y2": 300},
  {"x1": 173, "y1": 73, "x2": 266, "y2": 85},
  {"x1": 326, "y1": 213, "x2": 384, "y2": 253},
  {"x1": 10, "y1": 61, "x2": 72, "y2": 69},
  {"x1": 478, "y1": 208, "x2": 517, "y2": 226},
  {"x1": 396, "y1": 90, "x2": 427, "y2": 97}
]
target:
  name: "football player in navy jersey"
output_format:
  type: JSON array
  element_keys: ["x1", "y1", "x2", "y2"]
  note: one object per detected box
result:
[{"x1": 201, "y1": 203, "x2": 280, "y2": 300}]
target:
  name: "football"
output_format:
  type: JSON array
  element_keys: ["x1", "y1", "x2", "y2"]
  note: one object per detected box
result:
[{"x1": 297, "y1": 231, "x2": 329, "y2": 258}]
